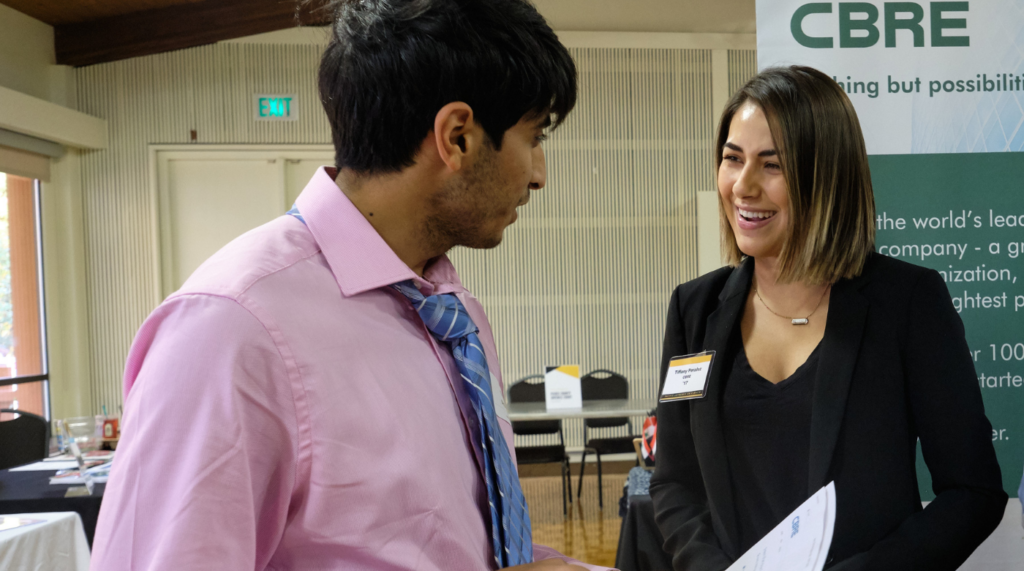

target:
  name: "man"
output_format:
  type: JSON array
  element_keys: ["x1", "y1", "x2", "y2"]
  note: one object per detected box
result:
[{"x1": 90, "y1": 0, "x2": 609, "y2": 569}]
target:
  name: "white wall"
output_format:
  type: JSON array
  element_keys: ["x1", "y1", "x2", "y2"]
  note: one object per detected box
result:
[
  {"x1": 0, "y1": 4, "x2": 55, "y2": 102},
  {"x1": 0, "y1": 5, "x2": 93, "y2": 419},
  {"x1": 43, "y1": 148, "x2": 93, "y2": 420}
]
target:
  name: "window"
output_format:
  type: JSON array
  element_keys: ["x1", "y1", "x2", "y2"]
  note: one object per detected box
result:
[{"x1": 0, "y1": 172, "x2": 48, "y2": 421}]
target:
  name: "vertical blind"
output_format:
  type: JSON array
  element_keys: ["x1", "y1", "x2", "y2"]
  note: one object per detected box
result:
[{"x1": 451, "y1": 47, "x2": 714, "y2": 448}]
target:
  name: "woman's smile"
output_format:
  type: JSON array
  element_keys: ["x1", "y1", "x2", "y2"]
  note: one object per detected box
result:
[{"x1": 736, "y1": 207, "x2": 778, "y2": 229}]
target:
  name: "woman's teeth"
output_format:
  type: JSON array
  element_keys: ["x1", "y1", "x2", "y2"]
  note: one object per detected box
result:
[{"x1": 738, "y1": 208, "x2": 775, "y2": 221}]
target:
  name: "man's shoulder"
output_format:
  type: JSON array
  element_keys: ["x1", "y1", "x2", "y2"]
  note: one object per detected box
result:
[
  {"x1": 126, "y1": 216, "x2": 325, "y2": 395},
  {"x1": 173, "y1": 215, "x2": 324, "y2": 303}
]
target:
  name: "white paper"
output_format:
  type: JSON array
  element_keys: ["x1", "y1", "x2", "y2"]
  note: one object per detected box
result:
[
  {"x1": 10, "y1": 461, "x2": 79, "y2": 472},
  {"x1": 544, "y1": 365, "x2": 582, "y2": 410},
  {"x1": 49, "y1": 474, "x2": 109, "y2": 485},
  {"x1": 726, "y1": 482, "x2": 837, "y2": 571},
  {"x1": 44, "y1": 451, "x2": 114, "y2": 462}
]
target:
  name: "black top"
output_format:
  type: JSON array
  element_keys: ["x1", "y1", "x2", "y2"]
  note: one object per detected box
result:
[
  {"x1": 649, "y1": 254, "x2": 1006, "y2": 571},
  {"x1": 723, "y1": 342, "x2": 819, "y2": 553}
]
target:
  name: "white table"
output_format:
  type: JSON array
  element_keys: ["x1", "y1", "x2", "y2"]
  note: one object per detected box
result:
[
  {"x1": 0, "y1": 511, "x2": 90, "y2": 571},
  {"x1": 506, "y1": 398, "x2": 655, "y2": 421}
]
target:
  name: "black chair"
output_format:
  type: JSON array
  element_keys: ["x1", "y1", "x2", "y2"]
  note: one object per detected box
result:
[
  {"x1": 0, "y1": 409, "x2": 50, "y2": 470},
  {"x1": 508, "y1": 374, "x2": 572, "y2": 514},
  {"x1": 577, "y1": 369, "x2": 638, "y2": 508}
]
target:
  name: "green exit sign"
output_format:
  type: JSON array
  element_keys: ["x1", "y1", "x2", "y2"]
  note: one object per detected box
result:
[{"x1": 254, "y1": 94, "x2": 298, "y2": 121}]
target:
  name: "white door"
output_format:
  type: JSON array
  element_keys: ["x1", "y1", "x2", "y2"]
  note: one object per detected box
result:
[
  {"x1": 154, "y1": 146, "x2": 333, "y2": 297},
  {"x1": 284, "y1": 158, "x2": 331, "y2": 206}
]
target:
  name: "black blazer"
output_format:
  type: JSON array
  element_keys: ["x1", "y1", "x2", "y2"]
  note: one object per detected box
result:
[{"x1": 649, "y1": 253, "x2": 1007, "y2": 571}]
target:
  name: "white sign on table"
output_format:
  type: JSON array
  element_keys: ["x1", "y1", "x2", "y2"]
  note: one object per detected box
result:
[{"x1": 544, "y1": 365, "x2": 582, "y2": 410}]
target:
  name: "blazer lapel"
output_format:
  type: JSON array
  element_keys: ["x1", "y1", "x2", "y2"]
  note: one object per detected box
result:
[
  {"x1": 808, "y1": 274, "x2": 869, "y2": 494},
  {"x1": 692, "y1": 258, "x2": 753, "y2": 558}
]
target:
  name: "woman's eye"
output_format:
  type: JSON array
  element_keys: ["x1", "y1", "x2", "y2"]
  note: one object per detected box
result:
[{"x1": 765, "y1": 162, "x2": 781, "y2": 170}]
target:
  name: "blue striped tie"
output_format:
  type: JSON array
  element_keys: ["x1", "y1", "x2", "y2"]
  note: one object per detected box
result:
[{"x1": 392, "y1": 280, "x2": 533, "y2": 568}]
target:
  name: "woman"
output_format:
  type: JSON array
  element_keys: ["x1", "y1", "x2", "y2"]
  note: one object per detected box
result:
[{"x1": 649, "y1": 66, "x2": 1006, "y2": 571}]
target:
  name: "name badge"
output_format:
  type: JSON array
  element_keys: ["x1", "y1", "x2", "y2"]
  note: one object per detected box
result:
[{"x1": 660, "y1": 351, "x2": 715, "y2": 402}]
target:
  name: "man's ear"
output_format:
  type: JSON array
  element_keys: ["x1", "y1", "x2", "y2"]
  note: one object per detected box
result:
[{"x1": 433, "y1": 102, "x2": 479, "y2": 172}]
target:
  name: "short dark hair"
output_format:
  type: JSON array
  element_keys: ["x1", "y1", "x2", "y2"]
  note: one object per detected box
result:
[
  {"x1": 318, "y1": 0, "x2": 577, "y2": 174},
  {"x1": 716, "y1": 65, "x2": 876, "y2": 284}
]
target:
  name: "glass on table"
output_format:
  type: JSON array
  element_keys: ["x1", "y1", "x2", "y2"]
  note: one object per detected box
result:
[{"x1": 64, "y1": 416, "x2": 101, "y2": 453}]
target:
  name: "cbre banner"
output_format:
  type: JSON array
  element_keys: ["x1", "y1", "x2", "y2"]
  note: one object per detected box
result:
[{"x1": 757, "y1": 1, "x2": 1024, "y2": 498}]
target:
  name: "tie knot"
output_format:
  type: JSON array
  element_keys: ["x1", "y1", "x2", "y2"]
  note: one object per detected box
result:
[{"x1": 391, "y1": 281, "x2": 478, "y2": 342}]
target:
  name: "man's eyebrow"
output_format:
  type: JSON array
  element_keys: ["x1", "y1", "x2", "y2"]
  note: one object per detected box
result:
[
  {"x1": 537, "y1": 116, "x2": 552, "y2": 129},
  {"x1": 723, "y1": 142, "x2": 777, "y2": 157}
]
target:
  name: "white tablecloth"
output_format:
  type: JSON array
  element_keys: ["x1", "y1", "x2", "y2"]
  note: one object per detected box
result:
[{"x1": 0, "y1": 512, "x2": 90, "y2": 571}]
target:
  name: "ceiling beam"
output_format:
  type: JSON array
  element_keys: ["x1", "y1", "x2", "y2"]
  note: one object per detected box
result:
[{"x1": 55, "y1": 0, "x2": 332, "y2": 67}]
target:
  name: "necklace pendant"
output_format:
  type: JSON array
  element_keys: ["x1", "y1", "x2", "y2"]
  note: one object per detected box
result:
[{"x1": 791, "y1": 318, "x2": 809, "y2": 326}]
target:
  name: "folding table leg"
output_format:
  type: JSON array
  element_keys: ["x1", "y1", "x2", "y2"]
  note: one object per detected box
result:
[
  {"x1": 577, "y1": 448, "x2": 587, "y2": 500},
  {"x1": 565, "y1": 457, "x2": 573, "y2": 502},
  {"x1": 561, "y1": 459, "x2": 568, "y2": 515}
]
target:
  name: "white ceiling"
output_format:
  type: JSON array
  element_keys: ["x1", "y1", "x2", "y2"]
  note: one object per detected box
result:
[{"x1": 532, "y1": 0, "x2": 756, "y2": 34}]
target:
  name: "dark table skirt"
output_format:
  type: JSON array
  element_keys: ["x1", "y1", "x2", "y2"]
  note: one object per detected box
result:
[
  {"x1": 0, "y1": 466, "x2": 105, "y2": 546},
  {"x1": 616, "y1": 494, "x2": 674, "y2": 571}
]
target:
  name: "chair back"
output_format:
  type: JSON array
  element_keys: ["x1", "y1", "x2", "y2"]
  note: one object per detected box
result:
[
  {"x1": 508, "y1": 375, "x2": 561, "y2": 436},
  {"x1": 0, "y1": 409, "x2": 49, "y2": 470},
  {"x1": 581, "y1": 369, "x2": 629, "y2": 429}
]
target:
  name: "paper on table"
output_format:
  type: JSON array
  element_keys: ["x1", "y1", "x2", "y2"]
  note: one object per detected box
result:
[
  {"x1": 0, "y1": 517, "x2": 44, "y2": 532},
  {"x1": 50, "y1": 473, "x2": 109, "y2": 485},
  {"x1": 10, "y1": 461, "x2": 80, "y2": 471},
  {"x1": 49, "y1": 461, "x2": 112, "y2": 485},
  {"x1": 726, "y1": 482, "x2": 836, "y2": 571},
  {"x1": 44, "y1": 450, "x2": 114, "y2": 462}
]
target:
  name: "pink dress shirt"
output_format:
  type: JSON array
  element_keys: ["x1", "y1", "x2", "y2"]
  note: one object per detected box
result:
[{"x1": 90, "y1": 167, "x2": 612, "y2": 571}]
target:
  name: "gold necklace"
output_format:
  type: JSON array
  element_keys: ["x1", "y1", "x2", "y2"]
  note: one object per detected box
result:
[{"x1": 753, "y1": 284, "x2": 830, "y2": 326}]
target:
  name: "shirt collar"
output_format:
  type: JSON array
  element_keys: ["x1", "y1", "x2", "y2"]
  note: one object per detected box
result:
[{"x1": 293, "y1": 167, "x2": 466, "y2": 298}]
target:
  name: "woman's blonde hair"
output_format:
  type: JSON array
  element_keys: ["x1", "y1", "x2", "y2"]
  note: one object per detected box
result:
[{"x1": 716, "y1": 66, "x2": 875, "y2": 284}]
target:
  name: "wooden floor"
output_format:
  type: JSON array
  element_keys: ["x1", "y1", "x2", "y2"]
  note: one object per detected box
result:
[{"x1": 520, "y1": 463, "x2": 631, "y2": 568}]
